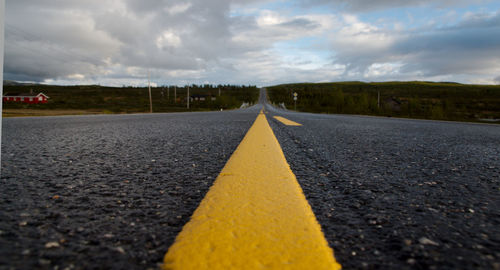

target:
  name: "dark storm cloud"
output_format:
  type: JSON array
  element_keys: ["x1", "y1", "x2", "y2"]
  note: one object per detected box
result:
[
  {"x1": 4, "y1": 1, "x2": 119, "y2": 82},
  {"x1": 397, "y1": 30, "x2": 500, "y2": 75},
  {"x1": 330, "y1": 11, "x2": 500, "y2": 81},
  {"x1": 495, "y1": 76, "x2": 500, "y2": 84},
  {"x1": 395, "y1": 12, "x2": 500, "y2": 76},
  {"x1": 4, "y1": 0, "x2": 333, "y2": 84},
  {"x1": 278, "y1": 18, "x2": 319, "y2": 29},
  {"x1": 4, "y1": 0, "x2": 239, "y2": 82}
]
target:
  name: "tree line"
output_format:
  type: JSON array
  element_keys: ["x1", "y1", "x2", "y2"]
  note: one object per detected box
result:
[
  {"x1": 3, "y1": 84, "x2": 259, "y2": 113},
  {"x1": 267, "y1": 81, "x2": 500, "y2": 122}
]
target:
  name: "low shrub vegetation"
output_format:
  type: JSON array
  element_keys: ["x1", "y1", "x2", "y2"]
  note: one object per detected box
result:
[
  {"x1": 267, "y1": 81, "x2": 500, "y2": 123},
  {"x1": 3, "y1": 84, "x2": 259, "y2": 114}
]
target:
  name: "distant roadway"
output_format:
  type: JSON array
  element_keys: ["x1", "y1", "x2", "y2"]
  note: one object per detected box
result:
[{"x1": 1, "y1": 89, "x2": 499, "y2": 269}]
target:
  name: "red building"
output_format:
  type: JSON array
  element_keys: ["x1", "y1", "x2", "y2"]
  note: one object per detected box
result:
[{"x1": 3, "y1": 92, "x2": 49, "y2": 104}]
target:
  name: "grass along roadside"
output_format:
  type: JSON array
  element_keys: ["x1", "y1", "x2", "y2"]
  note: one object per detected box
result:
[
  {"x1": 1, "y1": 107, "x2": 238, "y2": 117},
  {"x1": 3, "y1": 84, "x2": 259, "y2": 116},
  {"x1": 2, "y1": 109, "x2": 119, "y2": 117}
]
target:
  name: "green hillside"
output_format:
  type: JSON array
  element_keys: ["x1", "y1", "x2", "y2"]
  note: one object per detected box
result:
[{"x1": 267, "y1": 81, "x2": 500, "y2": 123}]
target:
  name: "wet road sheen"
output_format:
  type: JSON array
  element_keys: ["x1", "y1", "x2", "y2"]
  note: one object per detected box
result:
[{"x1": 1, "y1": 102, "x2": 500, "y2": 269}]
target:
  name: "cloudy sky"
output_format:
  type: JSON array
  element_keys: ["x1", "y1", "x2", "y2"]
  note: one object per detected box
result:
[{"x1": 4, "y1": 0, "x2": 500, "y2": 86}]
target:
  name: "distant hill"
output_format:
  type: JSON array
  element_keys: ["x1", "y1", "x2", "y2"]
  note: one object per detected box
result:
[
  {"x1": 3, "y1": 80, "x2": 40, "y2": 86},
  {"x1": 267, "y1": 81, "x2": 500, "y2": 123}
]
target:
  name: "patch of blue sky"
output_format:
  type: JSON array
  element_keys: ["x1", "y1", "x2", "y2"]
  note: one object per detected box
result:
[
  {"x1": 231, "y1": 0, "x2": 500, "y2": 19},
  {"x1": 276, "y1": 36, "x2": 331, "y2": 57},
  {"x1": 357, "y1": 7, "x2": 453, "y2": 29},
  {"x1": 259, "y1": 0, "x2": 295, "y2": 12},
  {"x1": 461, "y1": 1, "x2": 500, "y2": 13},
  {"x1": 292, "y1": 36, "x2": 329, "y2": 49},
  {"x1": 287, "y1": 1, "x2": 338, "y2": 16},
  {"x1": 361, "y1": 2, "x2": 498, "y2": 27},
  {"x1": 272, "y1": 39, "x2": 332, "y2": 70}
]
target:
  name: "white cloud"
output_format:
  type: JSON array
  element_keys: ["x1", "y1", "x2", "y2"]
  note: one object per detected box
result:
[
  {"x1": 494, "y1": 76, "x2": 500, "y2": 84},
  {"x1": 365, "y1": 63, "x2": 403, "y2": 78},
  {"x1": 231, "y1": 10, "x2": 335, "y2": 53},
  {"x1": 257, "y1": 10, "x2": 284, "y2": 26},
  {"x1": 166, "y1": 2, "x2": 192, "y2": 15},
  {"x1": 67, "y1": 74, "x2": 86, "y2": 80},
  {"x1": 329, "y1": 14, "x2": 398, "y2": 75},
  {"x1": 336, "y1": 14, "x2": 394, "y2": 49},
  {"x1": 156, "y1": 31, "x2": 182, "y2": 49}
]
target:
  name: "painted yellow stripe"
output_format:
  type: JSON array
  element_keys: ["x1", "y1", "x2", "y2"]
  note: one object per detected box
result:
[
  {"x1": 162, "y1": 110, "x2": 340, "y2": 270},
  {"x1": 273, "y1": 116, "x2": 302, "y2": 126}
]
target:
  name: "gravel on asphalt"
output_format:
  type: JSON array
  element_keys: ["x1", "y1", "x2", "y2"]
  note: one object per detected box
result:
[
  {"x1": 266, "y1": 105, "x2": 500, "y2": 270},
  {"x1": 2, "y1": 97, "x2": 499, "y2": 270},
  {"x1": 1, "y1": 108, "x2": 258, "y2": 270}
]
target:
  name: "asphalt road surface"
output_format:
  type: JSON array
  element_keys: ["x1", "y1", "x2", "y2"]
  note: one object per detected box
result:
[
  {"x1": 1, "y1": 109, "x2": 259, "y2": 269},
  {"x1": 1, "y1": 90, "x2": 499, "y2": 269},
  {"x1": 264, "y1": 102, "x2": 500, "y2": 270}
]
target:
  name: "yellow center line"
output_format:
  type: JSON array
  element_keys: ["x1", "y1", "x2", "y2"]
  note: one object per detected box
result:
[
  {"x1": 273, "y1": 116, "x2": 302, "y2": 126},
  {"x1": 162, "y1": 110, "x2": 340, "y2": 270}
]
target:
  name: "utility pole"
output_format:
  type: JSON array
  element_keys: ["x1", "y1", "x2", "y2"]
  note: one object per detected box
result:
[
  {"x1": 174, "y1": 86, "x2": 177, "y2": 103},
  {"x1": 187, "y1": 86, "x2": 190, "y2": 109},
  {"x1": 167, "y1": 86, "x2": 169, "y2": 101},
  {"x1": 0, "y1": 0, "x2": 4, "y2": 170},
  {"x1": 218, "y1": 87, "x2": 221, "y2": 96},
  {"x1": 377, "y1": 90, "x2": 380, "y2": 109},
  {"x1": 148, "y1": 69, "x2": 153, "y2": 113}
]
